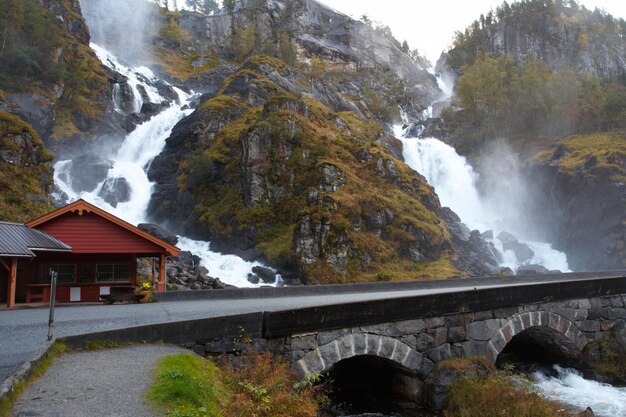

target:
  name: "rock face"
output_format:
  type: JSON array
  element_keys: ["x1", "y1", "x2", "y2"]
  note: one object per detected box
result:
[
  {"x1": 438, "y1": 1, "x2": 626, "y2": 82},
  {"x1": 147, "y1": 55, "x2": 465, "y2": 284},
  {"x1": 528, "y1": 135, "x2": 626, "y2": 271},
  {"x1": 176, "y1": 0, "x2": 438, "y2": 120},
  {"x1": 441, "y1": 208, "x2": 500, "y2": 276}
]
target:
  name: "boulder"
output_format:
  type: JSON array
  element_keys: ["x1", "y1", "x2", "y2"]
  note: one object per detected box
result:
[
  {"x1": 251, "y1": 266, "x2": 276, "y2": 284},
  {"x1": 67, "y1": 154, "x2": 112, "y2": 193},
  {"x1": 98, "y1": 177, "x2": 131, "y2": 208},
  {"x1": 247, "y1": 273, "x2": 260, "y2": 284},
  {"x1": 496, "y1": 231, "x2": 519, "y2": 247},
  {"x1": 137, "y1": 223, "x2": 179, "y2": 245},
  {"x1": 510, "y1": 242, "x2": 535, "y2": 263},
  {"x1": 574, "y1": 407, "x2": 594, "y2": 417}
]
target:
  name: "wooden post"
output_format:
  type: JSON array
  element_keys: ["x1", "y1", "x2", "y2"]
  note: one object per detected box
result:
[
  {"x1": 8, "y1": 257, "x2": 17, "y2": 309},
  {"x1": 157, "y1": 253, "x2": 166, "y2": 292}
]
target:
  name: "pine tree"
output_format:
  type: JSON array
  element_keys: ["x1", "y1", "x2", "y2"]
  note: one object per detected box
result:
[
  {"x1": 186, "y1": 0, "x2": 200, "y2": 12},
  {"x1": 223, "y1": 0, "x2": 235, "y2": 14},
  {"x1": 201, "y1": 0, "x2": 218, "y2": 15}
]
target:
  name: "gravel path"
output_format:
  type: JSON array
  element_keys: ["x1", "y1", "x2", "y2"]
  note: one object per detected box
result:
[{"x1": 13, "y1": 344, "x2": 190, "y2": 417}]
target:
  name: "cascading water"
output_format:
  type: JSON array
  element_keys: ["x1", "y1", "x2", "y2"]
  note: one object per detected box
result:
[
  {"x1": 533, "y1": 366, "x2": 626, "y2": 417},
  {"x1": 398, "y1": 131, "x2": 570, "y2": 272},
  {"x1": 53, "y1": 43, "x2": 277, "y2": 288},
  {"x1": 397, "y1": 76, "x2": 626, "y2": 415},
  {"x1": 396, "y1": 72, "x2": 570, "y2": 274}
]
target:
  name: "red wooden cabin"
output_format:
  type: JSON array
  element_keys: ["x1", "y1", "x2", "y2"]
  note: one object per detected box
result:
[{"x1": 1, "y1": 199, "x2": 179, "y2": 307}]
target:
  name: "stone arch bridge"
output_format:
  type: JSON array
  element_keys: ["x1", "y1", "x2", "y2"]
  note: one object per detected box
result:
[{"x1": 65, "y1": 272, "x2": 626, "y2": 409}]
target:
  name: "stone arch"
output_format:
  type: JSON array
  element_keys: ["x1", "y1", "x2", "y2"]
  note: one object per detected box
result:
[
  {"x1": 293, "y1": 333, "x2": 432, "y2": 379},
  {"x1": 485, "y1": 311, "x2": 588, "y2": 363}
]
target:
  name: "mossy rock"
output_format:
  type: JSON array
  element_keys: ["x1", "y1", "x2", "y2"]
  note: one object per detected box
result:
[
  {"x1": 535, "y1": 131, "x2": 626, "y2": 182},
  {"x1": 581, "y1": 335, "x2": 626, "y2": 384}
]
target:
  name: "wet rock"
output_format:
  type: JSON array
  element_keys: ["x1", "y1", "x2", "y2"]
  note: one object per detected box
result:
[
  {"x1": 251, "y1": 266, "x2": 276, "y2": 284},
  {"x1": 98, "y1": 177, "x2": 131, "y2": 208},
  {"x1": 137, "y1": 223, "x2": 179, "y2": 245},
  {"x1": 113, "y1": 81, "x2": 137, "y2": 114},
  {"x1": 497, "y1": 231, "x2": 519, "y2": 246},
  {"x1": 574, "y1": 407, "x2": 594, "y2": 417},
  {"x1": 247, "y1": 273, "x2": 260, "y2": 284},
  {"x1": 481, "y1": 230, "x2": 494, "y2": 239},
  {"x1": 511, "y1": 242, "x2": 535, "y2": 262},
  {"x1": 67, "y1": 154, "x2": 113, "y2": 193}
]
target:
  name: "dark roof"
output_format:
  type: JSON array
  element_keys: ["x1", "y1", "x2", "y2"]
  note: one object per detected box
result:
[{"x1": 0, "y1": 222, "x2": 72, "y2": 258}]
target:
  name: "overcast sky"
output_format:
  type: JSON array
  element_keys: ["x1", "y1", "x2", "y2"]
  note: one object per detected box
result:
[{"x1": 317, "y1": 0, "x2": 626, "y2": 64}]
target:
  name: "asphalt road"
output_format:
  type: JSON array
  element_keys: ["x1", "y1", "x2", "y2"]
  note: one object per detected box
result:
[
  {"x1": 1, "y1": 272, "x2": 623, "y2": 387},
  {"x1": 0, "y1": 285, "x2": 489, "y2": 386}
]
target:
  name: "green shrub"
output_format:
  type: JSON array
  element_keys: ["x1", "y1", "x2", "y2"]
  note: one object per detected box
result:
[{"x1": 445, "y1": 364, "x2": 564, "y2": 417}]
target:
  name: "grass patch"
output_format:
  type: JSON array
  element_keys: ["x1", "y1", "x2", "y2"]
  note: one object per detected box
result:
[
  {"x1": 0, "y1": 341, "x2": 68, "y2": 417},
  {"x1": 535, "y1": 131, "x2": 626, "y2": 181},
  {"x1": 153, "y1": 45, "x2": 219, "y2": 81},
  {"x1": 147, "y1": 352, "x2": 324, "y2": 417},
  {"x1": 147, "y1": 354, "x2": 226, "y2": 417}
]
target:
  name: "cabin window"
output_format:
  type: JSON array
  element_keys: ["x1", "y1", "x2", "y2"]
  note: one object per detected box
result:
[
  {"x1": 96, "y1": 264, "x2": 130, "y2": 282},
  {"x1": 41, "y1": 264, "x2": 76, "y2": 284},
  {"x1": 80, "y1": 264, "x2": 92, "y2": 283}
]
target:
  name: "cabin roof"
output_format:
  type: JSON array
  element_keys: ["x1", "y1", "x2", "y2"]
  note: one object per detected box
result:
[
  {"x1": 26, "y1": 199, "x2": 180, "y2": 257},
  {"x1": 0, "y1": 222, "x2": 72, "y2": 258}
]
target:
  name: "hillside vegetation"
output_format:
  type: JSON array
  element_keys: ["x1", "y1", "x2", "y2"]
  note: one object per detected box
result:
[
  {"x1": 0, "y1": 0, "x2": 109, "y2": 142},
  {"x1": 0, "y1": 111, "x2": 54, "y2": 222}
]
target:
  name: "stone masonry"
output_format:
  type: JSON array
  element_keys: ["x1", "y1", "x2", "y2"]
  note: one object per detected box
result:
[{"x1": 285, "y1": 295, "x2": 626, "y2": 378}]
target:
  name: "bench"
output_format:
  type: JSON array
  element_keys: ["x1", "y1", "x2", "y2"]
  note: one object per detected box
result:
[
  {"x1": 100, "y1": 286, "x2": 142, "y2": 304},
  {"x1": 26, "y1": 285, "x2": 50, "y2": 303}
]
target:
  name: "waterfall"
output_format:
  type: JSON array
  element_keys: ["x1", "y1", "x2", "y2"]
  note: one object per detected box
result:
[
  {"x1": 533, "y1": 366, "x2": 626, "y2": 417},
  {"x1": 53, "y1": 43, "x2": 277, "y2": 288},
  {"x1": 398, "y1": 130, "x2": 570, "y2": 273}
]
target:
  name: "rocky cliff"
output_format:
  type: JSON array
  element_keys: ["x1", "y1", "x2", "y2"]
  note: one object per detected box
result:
[
  {"x1": 528, "y1": 132, "x2": 626, "y2": 271},
  {"x1": 147, "y1": 55, "x2": 469, "y2": 283},
  {"x1": 437, "y1": 0, "x2": 626, "y2": 82},
  {"x1": 163, "y1": 0, "x2": 438, "y2": 121}
]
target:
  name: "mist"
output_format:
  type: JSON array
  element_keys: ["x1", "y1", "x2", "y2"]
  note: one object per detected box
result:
[
  {"x1": 79, "y1": 0, "x2": 159, "y2": 65},
  {"x1": 475, "y1": 140, "x2": 543, "y2": 242}
]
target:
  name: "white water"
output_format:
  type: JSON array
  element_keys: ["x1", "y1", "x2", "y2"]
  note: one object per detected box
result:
[
  {"x1": 398, "y1": 131, "x2": 570, "y2": 273},
  {"x1": 53, "y1": 43, "x2": 275, "y2": 288},
  {"x1": 533, "y1": 366, "x2": 626, "y2": 417}
]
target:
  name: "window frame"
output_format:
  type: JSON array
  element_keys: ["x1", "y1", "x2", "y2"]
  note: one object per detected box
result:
[
  {"x1": 95, "y1": 263, "x2": 130, "y2": 283},
  {"x1": 41, "y1": 264, "x2": 77, "y2": 284}
]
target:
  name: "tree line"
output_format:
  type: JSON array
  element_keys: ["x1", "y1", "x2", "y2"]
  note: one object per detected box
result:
[{"x1": 443, "y1": 53, "x2": 626, "y2": 145}]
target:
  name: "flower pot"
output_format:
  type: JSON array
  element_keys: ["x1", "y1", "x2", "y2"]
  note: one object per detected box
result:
[{"x1": 139, "y1": 290, "x2": 151, "y2": 303}]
